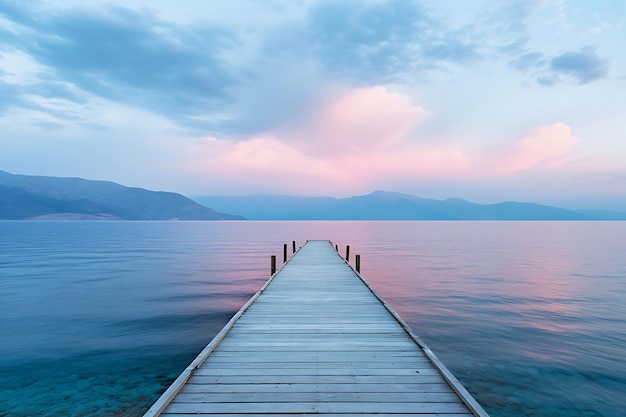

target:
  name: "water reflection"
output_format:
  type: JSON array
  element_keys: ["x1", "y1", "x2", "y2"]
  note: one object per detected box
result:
[{"x1": 1, "y1": 221, "x2": 625, "y2": 417}]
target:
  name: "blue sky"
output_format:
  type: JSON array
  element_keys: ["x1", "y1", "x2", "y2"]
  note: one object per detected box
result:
[{"x1": 1, "y1": 0, "x2": 625, "y2": 210}]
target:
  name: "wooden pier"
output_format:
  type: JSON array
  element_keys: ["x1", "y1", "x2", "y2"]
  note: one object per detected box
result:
[{"x1": 144, "y1": 240, "x2": 489, "y2": 416}]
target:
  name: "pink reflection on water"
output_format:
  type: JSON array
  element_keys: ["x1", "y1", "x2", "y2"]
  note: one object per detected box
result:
[
  {"x1": 174, "y1": 220, "x2": 624, "y2": 373},
  {"x1": 316, "y1": 221, "x2": 607, "y2": 366}
]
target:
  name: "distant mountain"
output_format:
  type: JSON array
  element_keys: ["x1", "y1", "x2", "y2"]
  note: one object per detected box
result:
[
  {"x1": 0, "y1": 170, "x2": 243, "y2": 220},
  {"x1": 576, "y1": 209, "x2": 626, "y2": 220},
  {"x1": 194, "y1": 190, "x2": 623, "y2": 220}
]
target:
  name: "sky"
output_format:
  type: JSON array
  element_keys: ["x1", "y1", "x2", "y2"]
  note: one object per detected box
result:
[{"x1": 1, "y1": 0, "x2": 625, "y2": 210}]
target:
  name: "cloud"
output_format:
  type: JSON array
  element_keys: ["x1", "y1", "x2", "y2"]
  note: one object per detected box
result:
[
  {"x1": 492, "y1": 2, "x2": 609, "y2": 86},
  {"x1": 0, "y1": 0, "x2": 34, "y2": 27},
  {"x1": 183, "y1": 87, "x2": 580, "y2": 195},
  {"x1": 478, "y1": 0, "x2": 537, "y2": 57},
  {"x1": 0, "y1": 2, "x2": 239, "y2": 129},
  {"x1": 186, "y1": 86, "x2": 454, "y2": 194},
  {"x1": 0, "y1": 0, "x2": 483, "y2": 135},
  {"x1": 307, "y1": 0, "x2": 425, "y2": 82},
  {"x1": 25, "y1": 81, "x2": 88, "y2": 105},
  {"x1": 305, "y1": 0, "x2": 479, "y2": 83},
  {"x1": 549, "y1": 47, "x2": 609, "y2": 84},
  {"x1": 488, "y1": 123, "x2": 579, "y2": 175},
  {"x1": 509, "y1": 46, "x2": 609, "y2": 86},
  {"x1": 202, "y1": 0, "x2": 486, "y2": 137},
  {"x1": 508, "y1": 51, "x2": 545, "y2": 71},
  {"x1": 211, "y1": 55, "x2": 327, "y2": 137},
  {"x1": 0, "y1": 0, "x2": 535, "y2": 138},
  {"x1": 0, "y1": 79, "x2": 23, "y2": 113},
  {"x1": 494, "y1": 1, "x2": 535, "y2": 32},
  {"x1": 291, "y1": 86, "x2": 427, "y2": 155}
]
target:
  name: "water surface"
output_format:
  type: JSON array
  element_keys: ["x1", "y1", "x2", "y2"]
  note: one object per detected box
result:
[{"x1": 1, "y1": 221, "x2": 625, "y2": 416}]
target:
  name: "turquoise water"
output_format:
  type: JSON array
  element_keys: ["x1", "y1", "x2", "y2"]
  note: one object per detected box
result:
[{"x1": 1, "y1": 221, "x2": 625, "y2": 416}]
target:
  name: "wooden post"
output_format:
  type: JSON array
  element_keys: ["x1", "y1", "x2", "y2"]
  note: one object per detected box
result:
[
  {"x1": 271, "y1": 255, "x2": 276, "y2": 275},
  {"x1": 335, "y1": 244, "x2": 338, "y2": 251},
  {"x1": 283, "y1": 244, "x2": 288, "y2": 263},
  {"x1": 356, "y1": 254, "x2": 361, "y2": 273},
  {"x1": 292, "y1": 240, "x2": 296, "y2": 254},
  {"x1": 346, "y1": 245, "x2": 350, "y2": 262}
]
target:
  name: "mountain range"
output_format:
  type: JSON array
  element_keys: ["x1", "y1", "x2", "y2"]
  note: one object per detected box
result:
[
  {"x1": 0, "y1": 170, "x2": 242, "y2": 220},
  {"x1": 2, "y1": 169, "x2": 624, "y2": 221},
  {"x1": 194, "y1": 191, "x2": 626, "y2": 220}
]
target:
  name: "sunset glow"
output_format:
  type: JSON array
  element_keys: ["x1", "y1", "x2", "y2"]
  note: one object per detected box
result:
[{"x1": 1, "y1": 0, "x2": 624, "y2": 209}]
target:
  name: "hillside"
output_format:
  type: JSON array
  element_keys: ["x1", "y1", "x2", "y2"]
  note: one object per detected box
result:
[
  {"x1": 0, "y1": 170, "x2": 243, "y2": 220},
  {"x1": 194, "y1": 191, "x2": 626, "y2": 220}
]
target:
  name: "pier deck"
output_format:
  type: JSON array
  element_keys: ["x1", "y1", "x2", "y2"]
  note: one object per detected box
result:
[{"x1": 144, "y1": 240, "x2": 488, "y2": 416}]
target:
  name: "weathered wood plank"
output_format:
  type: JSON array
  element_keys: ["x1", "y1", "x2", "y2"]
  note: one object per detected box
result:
[
  {"x1": 202, "y1": 360, "x2": 432, "y2": 368},
  {"x1": 164, "y1": 401, "x2": 471, "y2": 414},
  {"x1": 206, "y1": 351, "x2": 426, "y2": 360},
  {"x1": 193, "y1": 367, "x2": 442, "y2": 376},
  {"x1": 161, "y1": 414, "x2": 476, "y2": 417},
  {"x1": 184, "y1": 375, "x2": 449, "y2": 384},
  {"x1": 215, "y1": 341, "x2": 420, "y2": 347},
  {"x1": 172, "y1": 391, "x2": 462, "y2": 403},
  {"x1": 180, "y1": 382, "x2": 455, "y2": 394},
  {"x1": 219, "y1": 333, "x2": 412, "y2": 340}
]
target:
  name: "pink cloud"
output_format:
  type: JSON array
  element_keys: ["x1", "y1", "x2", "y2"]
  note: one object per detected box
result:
[
  {"x1": 295, "y1": 86, "x2": 427, "y2": 155},
  {"x1": 187, "y1": 135, "x2": 353, "y2": 194},
  {"x1": 187, "y1": 86, "x2": 436, "y2": 193},
  {"x1": 185, "y1": 87, "x2": 581, "y2": 195},
  {"x1": 488, "y1": 123, "x2": 580, "y2": 175}
]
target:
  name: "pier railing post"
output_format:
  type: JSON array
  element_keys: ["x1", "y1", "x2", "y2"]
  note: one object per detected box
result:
[
  {"x1": 283, "y1": 244, "x2": 288, "y2": 263},
  {"x1": 271, "y1": 255, "x2": 276, "y2": 275},
  {"x1": 335, "y1": 244, "x2": 338, "y2": 251},
  {"x1": 356, "y1": 254, "x2": 361, "y2": 273},
  {"x1": 346, "y1": 245, "x2": 350, "y2": 262},
  {"x1": 292, "y1": 240, "x2": 296, "y2": 254}
]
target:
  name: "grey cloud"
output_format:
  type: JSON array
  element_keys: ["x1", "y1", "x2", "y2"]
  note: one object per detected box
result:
[
  {"x1": 0, "y1": 78, "x2": 25, "y2": 114},
  {"x1": 0, "y1": 0, "x2": 36, "y2": 26},
  {"x1": 421, "y1": 32, "x2": 477, "y2": 62},
  {"x1": 33, "y1": 120, "x2": 66, "y2": 131},
  {"x1": 0, "y1": 79, "x2": 91, "y2": 123},
  {"x1": 305, "y1": 0, "x2": 479, "y2": 83},
  {"x1": 509, "y1": 46, "x2": 608, "y2": 86},
  {"x1": 508, "y1": 51, "x2": 545, "y2": 71},
  {"x1": 482, "y1": 1, "x2": 536, "y2": 57},
  {"x1": 0, "y1": 26, "x2": 17, "y2": 45},
  {"x1": 484, "y1": 2, "x2": 607, "y2": 87},
  {"x1": 536, "y1": 74, "x2": 560, "y2": 87},
  {"x1": 203, "y1": 0, "x2": 484, "y2": 137},
  {"x1": 549, "y1": 47, "x2": 608, "y2": 84},
  {"x1": 497, "y1": 37, "x2": 529, "y2": 56},
  {"x1": 0, "y1": 2, "x2": 240, "y2": 130},
  {"x1": 4, "y1": 0, "x2": 605, "y2": 138},
  {"x1": 212, "y1": 0, "x2": 483, "y2": 135},
  {"x1": 0, "y1": 68, "x2": 101, "y2": 125},
  {"x1": 495, "y1": 0, "x2": 535, "y2": 34},
  {"x1": 25, "y1": 80, "x2": 89, "y2": 105}
]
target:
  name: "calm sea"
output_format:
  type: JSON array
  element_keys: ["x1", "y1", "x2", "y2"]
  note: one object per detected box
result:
[{"x1": 1, "y1": 221, "x2": 625, "y2": 417}]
